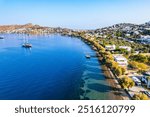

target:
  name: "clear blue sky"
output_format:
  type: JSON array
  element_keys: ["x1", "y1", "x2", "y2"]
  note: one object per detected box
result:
[{"x1": 0, "y1": 0, "x2": 150, "y2": 29}]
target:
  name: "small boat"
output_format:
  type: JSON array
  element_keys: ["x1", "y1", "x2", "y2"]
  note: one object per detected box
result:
[
  {"x1": 93, "y1": 47, "x2": 97, "y2": 51},
  {"x1": 0, "y1": 36, "x2": 4, "y2": 39},
  {"x1": 87, "y1": 42, "x2": 91, "y2": 45},
  {"x1": 85, "y1": 54, "x2": 91, "y2": 59},
  {"x1": 22, "y1": 43, "x2": 32, "y2": 48}
]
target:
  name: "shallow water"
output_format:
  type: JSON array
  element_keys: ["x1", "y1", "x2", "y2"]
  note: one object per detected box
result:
[{"x1": 0, "y1": 34, "x2": 110, "y2": 100}]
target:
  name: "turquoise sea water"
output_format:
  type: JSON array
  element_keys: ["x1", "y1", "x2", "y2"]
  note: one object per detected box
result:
[{"x1": 0, "y1": 34, "x2": 110, "y2": 100}]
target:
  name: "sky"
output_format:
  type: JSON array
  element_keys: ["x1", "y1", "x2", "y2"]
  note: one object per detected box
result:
[{"x1": 0, "y1": 0, "x2": 150, "y2": 29}]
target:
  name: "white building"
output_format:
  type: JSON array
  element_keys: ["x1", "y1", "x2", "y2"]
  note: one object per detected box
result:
[
  {"x1": 105, "y1": 45, "x2": 116, "y2": 51},
  {"x1": 114, "y1": 55, "x2": 128, "y2": 66},
  {"x1": 134, "y1": 31, "x2": 140, "y2": 35},
  {"x1": 125, "y1": 34, "x2": 131, "y2": 37},
  {"x1": 119, "y1": 46, "x2": 131, "y2": 51},
  {"x1": 141, "y1": 35, "x2": 150, "y2": 39}
]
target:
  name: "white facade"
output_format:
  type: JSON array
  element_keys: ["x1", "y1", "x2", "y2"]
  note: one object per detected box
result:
[
  {"x1": 105, "y1": 45, "x2": 116, "y2": 51},
  {"x1": 114, "y1": 55, "x2": 128, "y2": 66},
  {"x1": 125, "y1": 34, "x2": 131, "y2": 37}
]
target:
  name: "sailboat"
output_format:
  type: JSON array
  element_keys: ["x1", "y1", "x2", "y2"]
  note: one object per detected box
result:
[
  {"x1": 0, "y1": 36, "x2": 4, "y2": 39},
  {"x1": 22, "y1": 43, "x2": 32, "y2": 48},
  {"x1": 22, "y1": 35, "x2": 32, "y2": 48}
]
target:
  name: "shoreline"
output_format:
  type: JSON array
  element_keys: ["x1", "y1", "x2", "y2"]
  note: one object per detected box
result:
[
  {"x1": 97, "y1": 53, "x2": 130, "y2": 100},
  {"x1": 100, "y1": 60, "x2": 130, "y2": 100},
  {"x1": 78, "y1": 39, "x2": 130, "y2": 100},
  {"x1": 79, "y1": 36, "x2": 130, "y2": 100}
]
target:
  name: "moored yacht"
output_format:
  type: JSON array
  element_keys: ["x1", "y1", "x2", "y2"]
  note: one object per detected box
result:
[
  {"x1": 22, "y1": 37, "x2": 32, "y2": 48},
  {"x1": 22, "y1": 43, "x2": 32, "y2": 48},
  {"x1": 0, "y1": 36, "x2": 4, "y2": 39}
]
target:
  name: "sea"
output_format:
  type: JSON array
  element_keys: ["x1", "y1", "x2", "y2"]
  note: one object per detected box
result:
[{"x1": 0, "y1": 34, "x2": 110, "y2": 100}]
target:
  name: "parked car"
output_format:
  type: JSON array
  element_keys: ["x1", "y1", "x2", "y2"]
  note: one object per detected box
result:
[
  {"x1": 144, "y1": 71, "x2": 150, "y2": 76},
  {"x1": 143, "y1": 91, "x2": 150, "y2": 98},
  {"x1": 141, "y1": 76, "x2": 148, "y2": 84},
  {"x1": 132, "y1": 76, "x2": 141, "y2": 86}
]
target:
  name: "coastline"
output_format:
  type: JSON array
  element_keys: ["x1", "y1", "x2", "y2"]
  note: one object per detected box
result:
[
  {"x1": 100, "y1": 60, "x2": 130, "y2": 100},
  {"x1": 0, "y1": 33, "x2": 130, "y2": 100},
  {"x1": 79, "y1": 37, "x2": 130, "y2": 100}
]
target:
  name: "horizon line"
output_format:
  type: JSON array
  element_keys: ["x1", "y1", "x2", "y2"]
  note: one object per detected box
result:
[{"x1": 0, "y1": 21, "x2": 149, "y2": 30}]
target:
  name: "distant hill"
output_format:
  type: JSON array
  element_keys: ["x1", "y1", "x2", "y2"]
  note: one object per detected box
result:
[
  {"x1": 0, "y1": 21, "x2": 150, "y2": 35},
  {"x1": 0, "y1": 23, "x2": 42, "y2": 32}
]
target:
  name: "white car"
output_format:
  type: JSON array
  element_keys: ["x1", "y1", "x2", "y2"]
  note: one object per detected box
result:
[{"x1": 132, "y1": 76, "x2": 141, "y2": 86}]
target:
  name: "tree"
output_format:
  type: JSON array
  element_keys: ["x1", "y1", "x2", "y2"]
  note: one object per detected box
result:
[
  {"x1": 120, "y1": 67, "x2": 126, "y2": 75},
  {"x1": 106, "y1": 54, "x2": 114, "y2": 60},
  {"x1": 105, "y1": 59, "x2": 113, "y2": 67},
  {"x1": 120, "y1": 76, "x2": 135, "y2": 90},
  {"x1": 129, "y1": 61, "x2": 149, "y2": 71},
  {"x1": 114, "y1": 48, "x2": 129, "y2": 54},
  {"x1": 129, "y1": 54, "x2": 148, "y2": 63},
  {"x1": 115, "y1": 30, "x2": 124, "y2": 37},
  {"x1": 111, "y1": 61, "x2": 119, "y2": 69},
  {"x1": 132, "y1": 93, "x2": 149, "y2": 100},
  {"x1": 115, "y1": 67, "x2": 122, "y2": 76}
]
